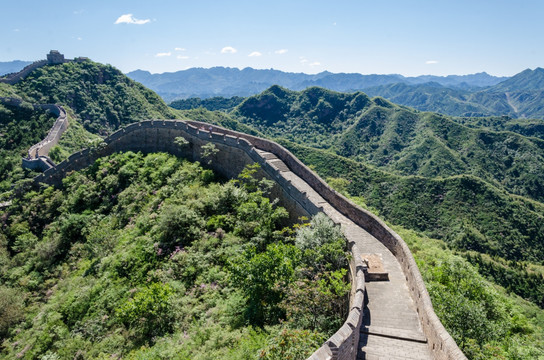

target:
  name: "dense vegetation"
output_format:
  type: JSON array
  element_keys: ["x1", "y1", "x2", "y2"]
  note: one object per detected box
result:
[
  {"x1": 170, "y1": 96, "x2": 245, "y2": 112},
  {"x1": 394, "y1": 225, "x2": 544, "y2": 359},
  {"x1": 0, "y1": 152, "x2": 349, "y2": 359},
  {"x1": 15, "y1": 61, "x2": 177, "y2": 134},
  {"x1": 232, "y1": 86, "x2": 544, "y2": 203},
  {"x1": 3, "y1": 56, "x2": 544, "y2": 358},
  {"x1": 0, "y1": 60, "x2": 180, "y2": 192},
  {"x1": 0, "y1": 102, "x2": 56, "y2": 193}
]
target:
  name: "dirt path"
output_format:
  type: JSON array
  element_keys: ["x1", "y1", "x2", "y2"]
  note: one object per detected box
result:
[{"x1": 505, "y1": 92, "x2": 519, "y2": 114}]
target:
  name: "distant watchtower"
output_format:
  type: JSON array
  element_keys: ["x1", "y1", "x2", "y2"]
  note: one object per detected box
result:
[{"x1": 47, "y1": 50, "x2": 65, "y2": 64}]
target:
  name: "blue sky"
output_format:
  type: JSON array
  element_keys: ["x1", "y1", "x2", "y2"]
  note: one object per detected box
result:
[{"x1": 2, "y1": 0, "x2": 543, "y2": 76}]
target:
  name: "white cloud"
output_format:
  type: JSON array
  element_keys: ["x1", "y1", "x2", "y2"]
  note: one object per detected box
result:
[
  {"x1": 248, "y1": 51, "x2": 262, "y2": 57},
  {"x1": 177, "y1": 55, "x2": 189, "y2": 59},
  {"x1": 155, "y1": 52, "x2": 171, "y2": 57},
  {"x1": 221, "y1": 46, "x2": 237, "y2": 54},
  {"x1": 275, "y1": 49, "x2": 288, "y2": 54},
  {"x1": 74, "y1": 9, "x2": 84, "y2": 15},
  {"x1": 299, "y1": 56, "x2": 308, "y2": 64},
  {"x1": 175, "y1": 47, "x2": 186, "y2": 51},
  {"x1": 114, "y1": 14, "x2": 150, "y2": 25},
  {"x1": 426, "y1": 60, "x2": 439, "y2": 64},
  {"x1": 77, "y1": 37, "x2": 83, "y2": 41},
  {"x1": 13, "y1": 28, "x2": 20, "y2": 32},
  {"x1": 309, "y1": 62, "x2": 321, "y2": 67}
]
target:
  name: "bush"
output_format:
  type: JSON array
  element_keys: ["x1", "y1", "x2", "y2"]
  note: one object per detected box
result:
[
  {"x1": 116, "y1": 282, "x2": 174, "y2": 340},
  {"x1": 0, "y1": 286, "x2": 25, "y2": 339},
  {"x1": 258, "y1": 328, "x2": 325, "y2": 360}
]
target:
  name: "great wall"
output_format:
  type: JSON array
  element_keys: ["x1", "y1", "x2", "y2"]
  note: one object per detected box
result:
[
  {"x1": 1, "y1": 51, "x2": 74, "y2": 171},
  {"x1": 31, "y1": 120, "x2": 466, "y2": 360},
  {"x1": 4, "y1": 52, "x2": 466, "y2": 359}
]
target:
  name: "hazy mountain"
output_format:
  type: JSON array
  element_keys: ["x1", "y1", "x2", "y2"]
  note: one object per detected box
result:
[
  {"x1": 0, "y1": 60, "x2": 32, "y2": 76},
  {"x1": 488, "y1": 67, "x2": 544, "y2": 92},
  {"x1": 357, "y1": 69, "x2": 544, "y2": 119},
  {"x1": 405, "y1": 72, "x2": 507, "y2": 88},
  {"x1": 126, "y1": 67, "x2": 507, "y2": 102},
  {"x1": 127, "y1": 67, "x2": 329, "y2": 101},
  {"x1": 363, "y1": 82, "x2": 493, "y2": 117}
]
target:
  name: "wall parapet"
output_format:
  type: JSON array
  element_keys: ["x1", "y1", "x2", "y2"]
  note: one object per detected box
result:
[
  {"x1": 32, "y1": 119, "x2": 465, "y2": 360},
  {"x1": 0, "y1": 97, "x2": 69, "y2": 170},
  {"x1": 26, "y1": 105, "x2": 68, "y2": 160},
  {"x1": 185, "y1": 120, "x2": 466, "y2": 360},
  {"x1": 0, "y1": 51, "x2": 73, "y2": 85},
  {"x1": 0, "y1": 60, "x2": 48, "y2": 84}
]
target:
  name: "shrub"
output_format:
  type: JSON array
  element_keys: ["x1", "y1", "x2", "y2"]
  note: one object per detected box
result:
[{"x1": 116, "y1": 282, "x2": 174, "y2": 340}]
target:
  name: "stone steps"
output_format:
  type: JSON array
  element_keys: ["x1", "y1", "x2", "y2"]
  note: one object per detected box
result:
[
  {"x1": 358, "y1": 334, "x2": 432, "y2": 360},
  {"x1": 361, "y1": 325, "x2": 427, "y2": 343}
]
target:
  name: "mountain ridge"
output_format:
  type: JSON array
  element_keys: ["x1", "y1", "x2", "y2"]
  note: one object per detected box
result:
[{"x1": 126, "y1": 66, "x2": 508, "y2": 102}]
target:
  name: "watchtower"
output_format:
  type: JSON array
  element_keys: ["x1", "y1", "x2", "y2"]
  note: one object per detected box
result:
[{"x1": 47, "y1": 50, "x2": 65, "y2": 64}]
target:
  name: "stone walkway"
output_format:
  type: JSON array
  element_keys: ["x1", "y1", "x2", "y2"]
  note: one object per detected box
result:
[{"x1": 257, "y1": 149, "x2": 433, "y2": 360}]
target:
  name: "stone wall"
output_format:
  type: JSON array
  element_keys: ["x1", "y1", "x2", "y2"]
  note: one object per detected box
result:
[
  {"x1": 26, "y1": 105, "x2": 68, "y2": 159},
  {"x1": 0, "y1": 51, "x2": 71, "y2": 85},
  {"x1": 186, "y1": 121, "x2": 466, "y2": 360},
  {"x1": 0, "y1": 97, "x2": 70, "y2": 172},
  {"x1": 34, "y1": 120, "x2": 465, "y2": 360},
  {"x1": 0, "y1": 60, "x2": 48, "y2": 85}
]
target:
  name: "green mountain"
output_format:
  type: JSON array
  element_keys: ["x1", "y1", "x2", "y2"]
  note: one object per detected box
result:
[
  {"x1": 489, "y1": 68, "x2": 544, "y2": 92},
  {"x1": 232, "y1": 86, "x2": 544, "y2": 204},
  {"x1": 169, "y1": 96, "x2": 245, "y2": 112},
  {"x1": 0, "y1": 151, "x2": 347, "y2": 359},
  {"x1": 15, "y1": 60, "x2": 177, "y2": 134},
  {"x1": 361, "y1": 68, "x2": 544, "y2": 119},
  {"x1": 0, "y1": 101, "x2": 57, "y2": 191},
  {"x1": 0, "y1": 59, "x2": 181, "y2": 195},
  {"x1": 2, "y1": 57, "x2": 544, "y2": 358},
  {"x1": 363, "y1": 82, "x2": 494, "y2": 117}
]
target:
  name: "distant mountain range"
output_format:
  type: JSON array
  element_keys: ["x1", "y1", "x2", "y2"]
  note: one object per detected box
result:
[
  {"x1": 126, "y1": 67, "x2": 508, "y2": 102},
  {"x1": 127, "y1": 66, "x2": 544, "y2": 119},
  {"x1": 4, "y1": 59, "x2": 543, "y2": 119}
]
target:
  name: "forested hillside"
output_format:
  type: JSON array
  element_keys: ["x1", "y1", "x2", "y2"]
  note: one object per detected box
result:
[
  {"x1": 14, "y1": 61, "x2": 177, "y2": 134},
  {"x1": 0, "y1": 101, "x2": 56, "y2": 192},
  {"x1": 0, "y1": 60, "x2": 180, "y2": 193},
  {"x1": 203, "y1": 86, "x2": 544, "y2": 315},
  {"x1": 232, "y1": 86, "x2": 544, "y2": 203},
  {"x1": 2, "y1": 58, "x2": 544, "y2": 358},
  {"x1": 0, "y1": 152, "x2": 349, "y2": 359}
]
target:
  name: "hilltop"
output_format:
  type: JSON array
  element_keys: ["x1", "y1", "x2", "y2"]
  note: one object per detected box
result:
[
  {"x1": 0, "y1": 55, "x2": 180, "y2": 194},
  {"x1": 14, "y1": 60, "x2": 177, "y2": 134}
]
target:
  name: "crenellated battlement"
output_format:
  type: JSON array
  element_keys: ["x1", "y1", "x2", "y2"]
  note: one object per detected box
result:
[{"x1": 0, "y1": 51, "x2": 74, "y2": 85}]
